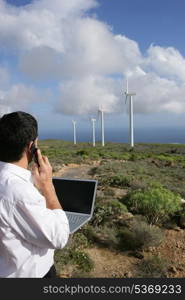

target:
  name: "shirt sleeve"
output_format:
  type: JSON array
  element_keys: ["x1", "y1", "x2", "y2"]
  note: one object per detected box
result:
[{"x1": 10, "y1": 188, "x2": 70, "y2": 250}]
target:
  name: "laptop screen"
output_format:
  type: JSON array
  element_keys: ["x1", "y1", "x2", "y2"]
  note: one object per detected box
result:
[{"x1": 52, "y1": 178, "x2": 97, "y2": 214}]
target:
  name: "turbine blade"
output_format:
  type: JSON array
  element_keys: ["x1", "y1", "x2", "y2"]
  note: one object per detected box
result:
[{"x1": 126, "y1": 77, "x2": 128, "y2": 93}]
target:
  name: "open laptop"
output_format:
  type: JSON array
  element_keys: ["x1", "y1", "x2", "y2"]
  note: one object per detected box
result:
[{"x1": 52, "y1": 177, "x2": 98, "y2": 234}]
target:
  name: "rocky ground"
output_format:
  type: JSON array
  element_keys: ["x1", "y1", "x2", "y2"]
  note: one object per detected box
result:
[{"x1": 53, "y1": 161, "x2": 185, "y2": 278}]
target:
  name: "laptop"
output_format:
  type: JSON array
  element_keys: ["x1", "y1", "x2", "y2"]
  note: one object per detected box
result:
[{"x1": 52, "y1": 177, "x2": 98, "y2": 234}]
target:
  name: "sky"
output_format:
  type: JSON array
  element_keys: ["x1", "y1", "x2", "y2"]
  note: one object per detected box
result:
[{"x1": 1, "y1": 0, "x2": 185, "y2": 138}]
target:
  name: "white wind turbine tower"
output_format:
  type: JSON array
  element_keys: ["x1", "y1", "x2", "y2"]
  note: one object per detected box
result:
[
  {"x1": 91, "y1": 118, "x2": 96, "y2": 147},
  {"x1": 72, "y1": 120, "x2": 77, "y2": 145},
  {"x1": 125, "y1": 78, "x2": 136, "y2": 148},
  {"x1": 98, "y1": 106, "x2": 105, "y2": 147}
]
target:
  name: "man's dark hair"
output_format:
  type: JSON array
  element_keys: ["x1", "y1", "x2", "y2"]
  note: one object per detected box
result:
[{"x1": 0, "y1": 111, "x2": 38, "y2": 162}]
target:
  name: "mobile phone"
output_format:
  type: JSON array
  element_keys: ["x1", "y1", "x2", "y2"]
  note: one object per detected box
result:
[{"x1": 31, "y1": 144, "x2": 40, "y2": 167}]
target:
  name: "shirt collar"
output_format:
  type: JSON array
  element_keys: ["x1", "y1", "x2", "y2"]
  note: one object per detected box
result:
[{"x1": 0, "y1": 161, "x2": 32, "y2": 182}]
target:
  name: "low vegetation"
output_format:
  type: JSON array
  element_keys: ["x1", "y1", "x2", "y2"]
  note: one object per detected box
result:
[
  {"x1": 123, "y1": 184, "x2": 182, "y2": 225},
  {"x1": 39, "y1": 140, "x2": 185, "y2": 277},
  {"x1": 136, "y1": 255, "x2": 171, "y2": 278}
]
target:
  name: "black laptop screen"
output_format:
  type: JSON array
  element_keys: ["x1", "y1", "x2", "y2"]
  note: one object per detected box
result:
[{"x1": 52, "y1": 178, "x2": 97, "y2": 214}]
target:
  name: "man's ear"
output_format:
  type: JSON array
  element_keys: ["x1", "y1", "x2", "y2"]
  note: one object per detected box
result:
[{"x1": 28, "y1": 141, "x2": 34, "y2": 153}]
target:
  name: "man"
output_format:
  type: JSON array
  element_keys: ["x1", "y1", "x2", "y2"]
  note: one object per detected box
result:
[{"x1": 0, "y1": 111, "x2": 69, "y2": 278}]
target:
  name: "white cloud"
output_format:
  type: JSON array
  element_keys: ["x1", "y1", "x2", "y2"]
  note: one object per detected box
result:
[
  {"x1": 145, "y1": 45, "x2": 185, "y2": 81},
  {"x1": 126, "y1": 72, "x2": 185, "y2": 114},
  {"x1": 0, "y1": 83, "x2": 48, "y2": 112},
  {"x1": 0, "y1": 0, "x2": 98, "y2": 52},
  {"x1": 57, "y1": 72, "x2": 185, "y2": 116},
  {"x1": 57, "y1": 75, "x2": 121, "y2": 115},
  {"x1": 1, "y1": 0, "x2": 185, "y2": 117},
  {"x1": 19, "y1": 17, "x2": 142, "y2": 78}
]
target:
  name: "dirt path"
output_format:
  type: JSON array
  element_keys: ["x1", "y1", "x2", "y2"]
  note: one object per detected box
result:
[
  {"x1": 53, "y1": 161, "x2": 100, "y2": 179},
  {"x1": 85, "y1": 247, "x2": 138, "y2": 278}
]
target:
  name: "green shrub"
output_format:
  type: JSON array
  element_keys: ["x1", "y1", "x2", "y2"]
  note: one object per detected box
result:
[
  {"x1": 100, "y1": 174, "x2": 133, "y2": 188},
  {"x1": 136, "y1": 255, "x2": 170, "y2": 278},
  {"x1": 104, "y1": 187, "x2": 115, "y2": 197},
  {"x1": 81, "y1": 224, "x2": 97, "y2": 243},
  {"x1": 70, "y1": 233, "x2": 90, "y2": 250},
  {"x1": 80, "y1": 224, "x2": 120, "y2": 249},
  {"x1": 129, "y1": 153, "x2": 138, "y2": 161},
  {"x1": 91, "y1": 199, "x2": 128, "y2": 226},
  {"x1": 131, "y1": 220, "x2": 164, "y2": 250},
  {"x1": 72, "y1": 250, "x2": 94, "y2": 272},
  {"x1": 54, "y1": 248, "x2": 94, "y2": 273},
  {"x1": 124, "y1": 186, "x2": 182, "y2": 225},
  {"x1": 117, "y1": 228, "x2": 141, "y2": 251},
  {"x1": 117, "y1": 220, "x2": 164, "y2": 251},
  {"x1": 109, "y1": 174, "x2": 133, "y2": 187},
  {"x1": 121, "y1": 153, "x2": 131, "y2": 160},
  {"x1": 90, "y1": 153, "x2": 100, "y2": 160},
  {"x1": 76, "y1": 150, "x2": 89, "y2": 156}
]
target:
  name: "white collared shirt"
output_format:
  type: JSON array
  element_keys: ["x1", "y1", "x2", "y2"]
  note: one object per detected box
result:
[{"x1": 0, "y1": 161, "x2": 69, "y2": 278}]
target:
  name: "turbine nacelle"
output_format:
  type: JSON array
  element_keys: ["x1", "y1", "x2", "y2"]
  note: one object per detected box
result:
[
  {"x1": 124, "y1": 78, "x2": 136, "y2": 103},
  {"x1": 125, "y1": 93, "x2": 136, "y2": 104}
]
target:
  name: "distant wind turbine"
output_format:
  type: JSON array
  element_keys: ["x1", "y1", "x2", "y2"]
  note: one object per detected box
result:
[
  {"x1": 72, "y1": 120, "x2": 77, "y2": 145},
  {"x1": 124, "y1": 78, "x2": 136, "y2": 148},
  {"x1": 98, "y1": 106, "x2": 105, "y2": 147},
  {"x1": 91, "y1": 118, "x2": 96, "y2": 147}
]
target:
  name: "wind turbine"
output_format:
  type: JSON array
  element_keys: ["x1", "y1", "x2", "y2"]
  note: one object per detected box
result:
[
  {"x1": 125, "y1": 78, "x2": 136, "y2": 148},
  {"x1": 72, "y1": 120, "x2": 77, "y2": 145},
  {"x1": 98, "y1": 106, "x2": 105, "y2": 147},
  {"x1": 91, "y1": 118, "x2": 96, "y2": 147}
]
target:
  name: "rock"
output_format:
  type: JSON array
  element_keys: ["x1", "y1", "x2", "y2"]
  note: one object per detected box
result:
[
  {"x1": 148, "y1": 247, "x2": 156, "y2": 252},
  {"x1": 176, "y1": 242, "x2": 181, "y2": 248},
  {"x1": 168, "y1": 266, "x2": 177, "y2": 274},
  {"x1": 112, "y1": 188, "x2": 128, "y2": 198},
  {"x1": 124, "y1": 271, "x2": 133, "y2": 278},
  {"x1": 119, "y1": 212, "x2": 134, "y2": 220},
  {"x1": 173, "y1": 226, "x2": 182, "y2": 232},
  {"x1": 96, "y1": 190, "x2": 104, "y2": 197}
]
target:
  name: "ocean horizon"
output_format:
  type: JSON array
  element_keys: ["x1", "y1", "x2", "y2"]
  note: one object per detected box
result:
[{"x1": 39, "y1": 127, "x2": 185, "y2": 144}]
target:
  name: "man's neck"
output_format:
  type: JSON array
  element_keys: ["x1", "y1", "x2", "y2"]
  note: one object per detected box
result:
[{"x1": 12, "y1": 158, "x2": 29, "y2": 170}]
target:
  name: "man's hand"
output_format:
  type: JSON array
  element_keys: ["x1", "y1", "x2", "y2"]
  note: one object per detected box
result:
[
  {"x1": 32, "y1": 149, "x2": 53, "y2": 191},
  {"x1": 32, "y1": 149, "x2": 62, "y2": 210}
]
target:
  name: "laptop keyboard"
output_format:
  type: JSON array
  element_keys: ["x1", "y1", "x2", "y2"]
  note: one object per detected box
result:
[{"x1": 66, "y1": 213, "x2": 89, "y2": 224}]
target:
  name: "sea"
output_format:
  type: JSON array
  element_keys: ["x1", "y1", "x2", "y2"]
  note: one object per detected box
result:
[{"x1": 39, "y1": 127, "x2": 185, "y2": 144}]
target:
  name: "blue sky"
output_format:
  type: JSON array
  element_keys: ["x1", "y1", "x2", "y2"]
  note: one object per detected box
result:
[
  {"x1": 1, "y1": 0, "x2": 185, "y2": 139},
  {"x1": 97, "y1": 0, "x2": 185, "y2": 54}
]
